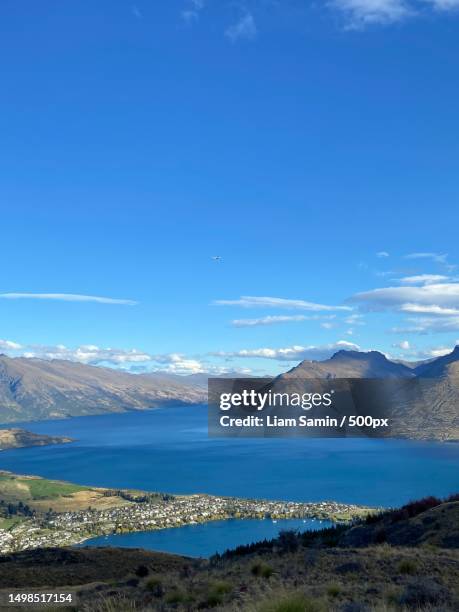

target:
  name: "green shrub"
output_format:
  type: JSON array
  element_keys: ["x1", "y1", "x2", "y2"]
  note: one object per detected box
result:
[
  {"x1": 209, "y1": 580, "x2": 232, "y2": 595},
  {"x1": 327, "y1": 582, "x2": 341, "y2": 598},
  {"x1": 201, "y1": 580, "x2": 233, "y2": 608},
  {"x1": 164, "y1": 588, "x2": 189, "y2": 604},
  {"x1": 251, "y1": 561, "x2": 274, "y2": 578},
  {"x1": 398, "y1": 559, "x2": 418, "y2": 575}
]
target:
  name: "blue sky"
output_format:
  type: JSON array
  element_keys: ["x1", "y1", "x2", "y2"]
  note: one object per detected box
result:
[{"x1": 1, "y1": 0, "x2": 459, "y2": 375}]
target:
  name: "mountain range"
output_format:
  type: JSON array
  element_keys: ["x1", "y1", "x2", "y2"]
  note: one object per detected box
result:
[
  {"x1": 0, "y1": 348, "x2": 458, "y2": 439},
  {"x1": 0, "y1": 355, "x2": 206, "y2": 423},
  {"x1": 279, "y1": 347, "x2": 459, "y2": 441},
  {"x1": 280, "y1": 349, "x2": 416, "y2": 379}
]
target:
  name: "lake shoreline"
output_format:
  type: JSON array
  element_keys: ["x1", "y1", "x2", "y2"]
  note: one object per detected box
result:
[
  {"x1": 0, "y1": 469, "x2": 373, "y2": 555},
  {"x1": 79, "y1": 516, "x2": 334, "y2": 558}
]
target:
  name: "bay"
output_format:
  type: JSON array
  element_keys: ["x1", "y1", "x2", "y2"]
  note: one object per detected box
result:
[{"x1": 81, "y1": 517, "x2": 331, "y2": 558}]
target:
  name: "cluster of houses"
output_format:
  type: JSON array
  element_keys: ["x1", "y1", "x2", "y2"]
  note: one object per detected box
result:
[{"x1": 0, "y1": 494, "x2": 367, "y2": 554}]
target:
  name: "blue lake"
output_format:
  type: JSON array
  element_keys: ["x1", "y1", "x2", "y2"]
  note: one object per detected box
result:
[
  {"x1": 1, "y1": 405, "x2": 458, "y2": 507},
  {"x1": 1, "y1": 404, "x2": 458, "y2": 555},
  {"x1": 81, "y1": 517, "x2": 331, "y2": 558}
]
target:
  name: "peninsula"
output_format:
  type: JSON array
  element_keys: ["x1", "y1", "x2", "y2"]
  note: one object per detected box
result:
[{"x1": 0, "y1": 429, "x2": 73, "y2": 451}]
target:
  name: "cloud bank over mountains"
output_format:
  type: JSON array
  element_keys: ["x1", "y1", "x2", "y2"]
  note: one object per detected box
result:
[
  {"x1": 0, "y1": 340, "x2": 204, "y2": 374},
  {"x1": 212, "y1": 341, "x2": 360, "y2": 362}
]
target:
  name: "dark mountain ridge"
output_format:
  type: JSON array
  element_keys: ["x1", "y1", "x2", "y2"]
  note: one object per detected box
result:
[
  {"x1": 282, "y1": 349, "x2": 416, "y2": 379},
  {"x1": 274, "y1": 346, "x2": 459, "y2": 442}
]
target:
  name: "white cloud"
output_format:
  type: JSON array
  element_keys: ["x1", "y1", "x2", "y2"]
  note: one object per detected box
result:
[
  {"x1": 392, "y1": 316, "x2": 459, "y2": 334},
  {"x1": 351, "y1": 283, "x2": 459, "y2": 311},
  {"x1": 377, "y1": 251, "x2": 390, "y2": 258},
  {"x1": 331, "y1": 0, "x2": 413, "y2": 28},
  {"x1": 23, "y1": 344, "x2": 152, "y2": 365},
  {"x1": 393, "y1": 340, "x2": 411, "y2": 350},
  {"x1": 214, "y1": 295, "x2": 351, "y2": 311},
  {"x1": 0, "y1": 293, "x2": 137, "y2": 305},
  {"x1": 212, "y1": 340, "x2": 360, "y2": 362},
  {"x1": 404, "y1": 252, "x2": 448, "y2": 264},
  {"x1": 181, "y1": 0, "x2": 206, "y2": 23},
  {"x1": 411, "y1": 345, "x2": 456, "y2": 359},
  {"x1": 231, "y1": 314, "x2": 337, "y2": 327},
  {"x1": 391, "y1": 342, "x2": 458, "y2": 360},
  {"x1": 424, "y1": 345, "x2": 454, "y2": 357},
  {"x1": 225, "y1": 13, "x2": 257, "y2": 42},
  {"x1": 426, "y1": 0, "x2": 459, "y2": 10},
  {"x1": 231, "y1": 315, "x2": 309, "y2": 327},
  {"x1": 397, "y1": 274, "x2": 450, "y2": 285},
  {"x1": 150, "y1": 353, "x2": 207, "y2": 374},
  {"x1": 399, "y1": 303, "x2": 459, "y2": 316},
  {"x1": 0, "y1": 339, "x2": 23, "y2": 351},
  {"x1": 352, "y1": 281, "x2": 459, "y2": 334},
  {"x1": 344, "y1": 313, "x2": 366, "y2": 325},
  {"x1": 135, "y1": 353, "x2": 247, "y2": 376}
]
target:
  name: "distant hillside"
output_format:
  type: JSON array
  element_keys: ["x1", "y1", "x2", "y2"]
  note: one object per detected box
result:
[
  {"x1": 0, "y1": 355, "x2": 206, "y2": 423},
  {"x1": 144, "y1": 371, "x2": 249, "y2": 389},
  {"x1": 414, "y1": 345, "x2": 459, "y2": 378}
]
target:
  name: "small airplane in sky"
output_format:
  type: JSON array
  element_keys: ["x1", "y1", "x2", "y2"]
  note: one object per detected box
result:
[{"x1": 211, "y1": 255, "x2": 222, "y2": 262}]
